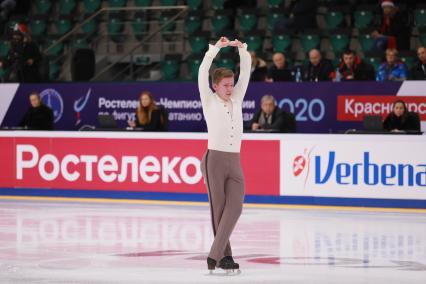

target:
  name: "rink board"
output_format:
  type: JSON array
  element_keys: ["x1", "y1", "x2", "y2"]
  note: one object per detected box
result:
[{"x1": 0, "y1": 131, "x2": 425, "y2": 209}]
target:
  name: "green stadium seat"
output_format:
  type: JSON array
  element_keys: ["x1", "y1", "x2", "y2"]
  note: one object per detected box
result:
[
  {"x1": 0, "y1": 40, "x2": 10, "y2": 57},
  {"x1": 49, "y1": 61, "x2": 61, "y2": 81},
  {"x1": 187, "y1": 0, "x2": 202, "y2": 10},
  {"x1": 419, "y1": 33, "x2": 426, "y2": 46},
  {"x1": 34, "y1": 0, "x2": 52, "y2": 15},
  {"x1": 160, "y1": 12, "x2": 177, "y2": 35},
  {"x1": 216, "y1": 56, "x2": 235, "y2": 70},
  {"x1": 45, "y1": 38, "x2": 65, "y2": 57},
  {"x1": 83, "y1": 0, "x2": 102, "y2": 14},
  {"x1": 324, "y1": 10, "x2": 344, "y2": 30},
  {"x1": 267, "y1": 9, "x2": 285, "y2": 30},
  {"x1": 400, "y1": 57, "x2": 415, "y2": 70},
  {"x1": 245, "y1": 33, "x2": 263, "y2": 52},
  {"x1": 399, "y1": 51, "x2": 417, "y2": 71},
  {"x1": 415, "y1": 9, "x2": 426, "y2": 27},
  {"x1": 56, "y1": 18, "x2": 73, "y2": 35},
  {"x1": 0, "y1": 68, "x2": 9, "y2": 82},
  {"x1": 211, "y1": 11, "x2": 232, "y2": 35},
  {"x1": 132, "y1": 15, "x2": 147, "y2": 41},
  {"x1": 272, "y1": 34, "x2": 291, "y2": 53},
  {"x1": 212, "y1": 0, "x2": 225, "y2": 10},
  {"x1": 364, "y1": 56, "x2": 382, "y2": 71},
  {"x1": 329, "y1": 31, "x2": 350, "y2": 54},
  {"x1": 109, "y1": 0, "x2": 127, "y2": 7},
  {"x1": 108, "y1": 17, "x2": 125, "y2": 42},
  {"x1": 187, "y1": 55, "x2": 203, "y2": 80},
  {"x1": 185, "y1": 12, "x2": 202, "y2": 36},
  {"x1": 160, "y1": 0, "x2": 177, "y2": 5},
  {"x1": 59, "y1": 0, "x2": 76, "y2": 16},
  {"x1": 359, "y1": 33, "x2": 374, "y2": 53},
  {"x1": 72, "y1": 38, "x2": 90, "y2": 49},
  {"x1": 134, "y1": 0, "x2": 151, "y2": 6},
  {"x1": 82, "y1": 18, "x2": 98, "y2": 35},
  {"x1": 238, "y1": 10, "x2": 257, "y2": 32},
  {"x1": 353, "y1": 10, "x2": 373, "y2": 29},
  {"x1": 161, "y1": 54, "x2": 181, "y2": 80},
  {"x1": 267, "y1": 0, "x2": 284, "y2": 8},
  {"x1": 29, "y1": 19, "x2": 47, "y2": 37},
  {"x1": 189, "y1": 32, "x2": 209, "y2": 53},
  {"x1": 300, "y1": 33, "x2": 320, "y2": 52}
]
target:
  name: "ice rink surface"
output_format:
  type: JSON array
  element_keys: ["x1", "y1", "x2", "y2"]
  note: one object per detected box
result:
[{"x1": 0, "y1": 199, "x2": 425, "y2": 284}]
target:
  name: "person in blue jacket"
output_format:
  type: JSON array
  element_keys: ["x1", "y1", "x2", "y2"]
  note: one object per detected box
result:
[{"x1": 376, "y1": 48, "x2": 408, "y2": 81}]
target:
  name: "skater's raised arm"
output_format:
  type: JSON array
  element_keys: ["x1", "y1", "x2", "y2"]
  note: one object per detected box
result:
[
  {"x1": 232, "y1": 40, "x2": 251, "y2": 101},
  {"x1": 198, "y1": 37, "x2": 230, "y2": 104}
]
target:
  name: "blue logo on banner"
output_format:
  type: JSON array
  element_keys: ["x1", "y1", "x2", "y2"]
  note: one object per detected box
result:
[{"x1": 40, "y1": 89, "x2": 64, "y2": 123}]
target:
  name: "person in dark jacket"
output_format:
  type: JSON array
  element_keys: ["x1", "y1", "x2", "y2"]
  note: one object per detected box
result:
[
  {"x1": 249, "y1": 51, "x2": 268, "y2": 82},
  {"x1": 410, "y1": 46, "x2": 426, "y2": 80},
  {"x1": 332, "y1": 50, "x2": 375, "y2": 81},
  {"x1": 19, "y1": 92, "x2": 53, "y2": 130},
  {"x1": 372, "y1": 0, "x2": 410, "y2": 51},
  {"x1": 127, "y1": 91, "x2": 168, "y2": 131},
  {"x1": 0, "y1": 23, "x2": 41, "y2": 82},
  {"x1": 266, "y1": 52, "x2": 293, "y2": 82},
  {"x1": 383, "y1": 100, "x2": 420, "y2": 132},
  {"x1": 249, "y1": 95, "x2": 296, "y2": 133},
  {"x1": 302, "y1": 49, "x2": 334, "y2": 82}
]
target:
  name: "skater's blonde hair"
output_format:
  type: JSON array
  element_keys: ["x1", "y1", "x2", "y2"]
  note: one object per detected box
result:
[{"x1": 212, "y1": 68, "x2": 234, "y2": 84}]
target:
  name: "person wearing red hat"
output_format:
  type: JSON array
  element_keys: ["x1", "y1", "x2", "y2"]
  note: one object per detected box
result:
[
  {"x1": 0, "y1": 22, "x2": 42, "y2": 82},
  {"x1": 371, "y1": 0, "x2": 410, "y2": 51}
]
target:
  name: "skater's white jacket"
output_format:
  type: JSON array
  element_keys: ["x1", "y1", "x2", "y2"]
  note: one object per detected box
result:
[{"x1": 198, "y1": 43, "x2": 251, "y2": 153}]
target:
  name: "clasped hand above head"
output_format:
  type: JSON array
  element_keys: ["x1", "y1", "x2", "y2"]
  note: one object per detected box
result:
[{"x1": 215, "y1": 37, "x2": 244, "y2": 49}]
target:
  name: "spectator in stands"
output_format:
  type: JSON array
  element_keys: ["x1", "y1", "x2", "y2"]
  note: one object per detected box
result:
[
  {"x1": 249, "y1": 51, "x2": 268, "y2": 82},
  {"x1": 376, "y1": 48, "x2": 407, "y2": 81},
  {"x1": 410, "y1": 46, "x2": 426, "y2": 80},
  {"x1": 0, "y1": 23, "x2": 41, "y2": 83},
  {"x1": 371, "y1": 0, "x2": 410, "y2": 51},
  {"x1": 265, "y1": 52, "x2": 293, "y2": 82},
  {"x1": 332, "y1": 50, "x2": 375, "y2": 81},
  {"x1": 127, "y1": 91, "x2": 168, "y2": 131},
  {"x1": 302, "y1": 49, "x2": 333, "y2": 82},
  {"x1": 274, "y1": 0, "x2": 317, "y2": 33},
  {"x1": 19, "y1": 92, "x2": 53, "y2": 130},
  {"x1": 249, "y1": 95, "x2": 296, "y2": 133},
  {"x1": 383, "y1": 100, "x2": 420, "y2": 132}
]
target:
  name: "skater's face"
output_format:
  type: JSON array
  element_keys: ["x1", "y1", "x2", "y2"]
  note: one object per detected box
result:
[{"x1": 213, "y1": 77, "x2": 234, "y2": 101}]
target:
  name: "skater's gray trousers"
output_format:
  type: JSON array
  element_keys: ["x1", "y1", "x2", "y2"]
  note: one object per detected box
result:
[{"x1": 200, "y1": 149, "x2": 245, "y2": 262}]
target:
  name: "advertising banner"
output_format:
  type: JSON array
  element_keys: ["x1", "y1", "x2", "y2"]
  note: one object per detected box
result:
[
  {"x1": 0, "y1": 133, "x2": 280, "y2": 196},
  {"x1": 3, "y1": 81, "x2": 422, "y2": 133},
  {"x1": 281, "y1": 135, "x2": 426, "y2": 200}
]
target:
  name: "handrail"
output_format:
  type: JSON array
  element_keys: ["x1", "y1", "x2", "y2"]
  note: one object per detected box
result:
[
  {"x1": 43, "y1": 5, "x2": 188, "y2": 54},
  {"x1": 91, "y1": 6, "x2": 188, "y2": 81},
  {"x1": 43, "y1": 5, "x2": 188, "y2": 81}
]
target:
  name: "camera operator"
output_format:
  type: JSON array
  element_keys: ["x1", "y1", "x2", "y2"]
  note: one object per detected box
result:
[{"x1": 0, "y1": 23, "x2": 41, "y2": 82}]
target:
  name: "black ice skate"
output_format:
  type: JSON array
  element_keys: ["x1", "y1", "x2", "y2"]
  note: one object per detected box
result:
[{"x1": 207, "y1": 256, "x2": 241, "y2": 275}]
